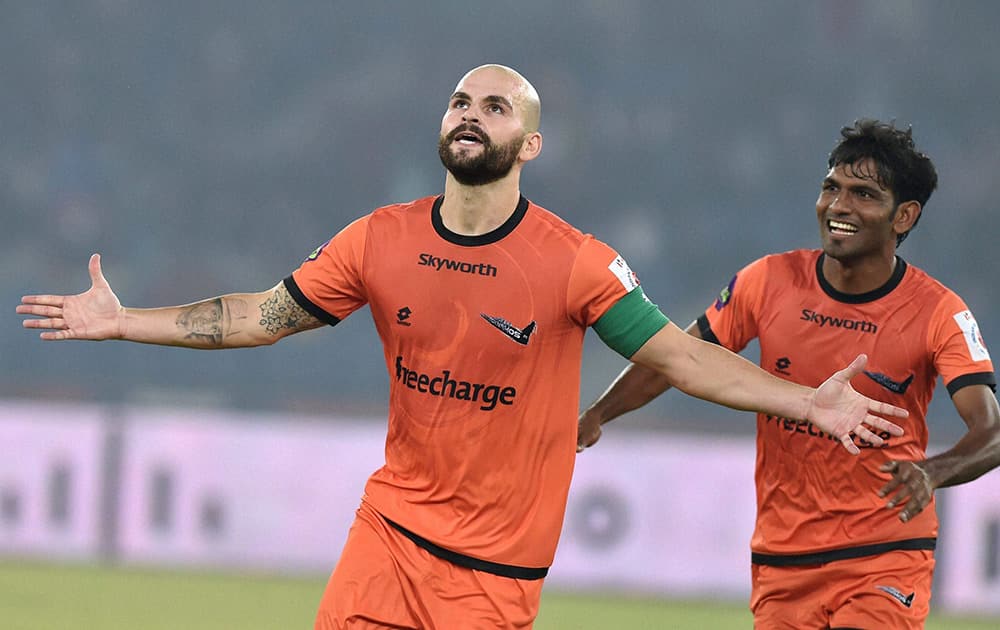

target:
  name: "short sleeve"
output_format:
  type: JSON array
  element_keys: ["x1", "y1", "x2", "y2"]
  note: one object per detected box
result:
[
  {"x1": 927, "y1": 294, "x2": 996, "y2": 394},
  {"x1": 286, "y1": 215, "x2": 371, "y2": 324},
  {"x1": 700, "y1": 256, "x2": 769, "y2": 353},
  {"x1": 567, "y1": 237, "x2": 669, "y2": 357},
  {"x1": 566, "y1": 237, "x2": 643, "y2": 327}
]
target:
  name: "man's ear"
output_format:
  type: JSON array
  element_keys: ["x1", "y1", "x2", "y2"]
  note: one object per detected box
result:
[
  {"x1": 893, "y1": 200, "x2": 921, "y2": 235},
  {"x1": 519, "y1": 132, "x2": 543, "y2": 163}
]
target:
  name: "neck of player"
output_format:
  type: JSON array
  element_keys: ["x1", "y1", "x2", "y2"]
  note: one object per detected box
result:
[
  {"x1": 822, "y1": 250, "x2": 899, "y2": 295},
  {"x1": 440, "y1": 173, "x2": 522, "y2": 236}
]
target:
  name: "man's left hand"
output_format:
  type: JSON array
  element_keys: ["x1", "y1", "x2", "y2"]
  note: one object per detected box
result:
[{"x1": 879, "y1": 460, "x2": 934, "y2": 522}]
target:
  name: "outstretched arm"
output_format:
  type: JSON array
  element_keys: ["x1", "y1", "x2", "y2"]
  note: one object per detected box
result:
[
  {"x1": 577, "y1": 320, "x2": 699, "y2": 451},
  {"x1": 613, "y1": 322, "x2": 906, "y2": 455},
  {"x1": 17, "y1": 254, "x2": 323, "y2": 348},
  {"x1": 879, "y1": 384, "x2": 1000, "y2": 522}
]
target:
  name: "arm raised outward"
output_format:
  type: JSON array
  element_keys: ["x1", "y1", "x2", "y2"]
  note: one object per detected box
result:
[
  {"x1": 579, "y1": 321, "x2": 907, "y2": 456},
  {"x1": 17, "y1": 254, "x2": 323, "y2": 348}
]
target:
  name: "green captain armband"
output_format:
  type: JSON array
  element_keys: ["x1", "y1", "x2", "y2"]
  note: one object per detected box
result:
[{"x1": 592, "y1": 287, "x2": 670, "y2": 358}]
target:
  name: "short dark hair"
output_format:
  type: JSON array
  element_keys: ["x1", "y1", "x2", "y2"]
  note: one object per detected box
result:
[{"x1": 828, "y1": 119, "x2": 938, "y2": 246}]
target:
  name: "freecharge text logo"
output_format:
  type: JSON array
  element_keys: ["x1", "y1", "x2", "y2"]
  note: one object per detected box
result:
[{"x1": 394, "y1": 356, "x2": 516, "y2": 411}]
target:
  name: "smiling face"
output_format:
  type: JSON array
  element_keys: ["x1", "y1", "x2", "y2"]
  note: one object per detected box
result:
[
  {"x1": 437, "y1": 65, "x2": 542, "y2": 186},
  {"x1": 816, "y1": 159, "x2": 914, "y2": 263}
]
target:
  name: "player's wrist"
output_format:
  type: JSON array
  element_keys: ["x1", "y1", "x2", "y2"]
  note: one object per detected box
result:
[
  {"x1": 116, "y1": 307, "x2": 132, "y2": 341},
  {"x1": 796, "y1": 386, "x2": 816, "y2": 423},
  {"x1": 914, "y1": 460, "x2": 940, "y2": 491},
  {"x1": 581, "y1": 405, "x2": 606, "y2": 426}
]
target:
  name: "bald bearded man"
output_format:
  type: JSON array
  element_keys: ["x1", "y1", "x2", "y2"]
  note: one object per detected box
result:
[{"x1": 19, "y1": 65, "x2": 908, "y2": 629}]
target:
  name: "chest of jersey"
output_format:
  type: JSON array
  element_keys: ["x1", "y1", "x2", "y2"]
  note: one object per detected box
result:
[
  {"x1": 362, "y1": 230, "x2": 574, "y2": 371},
  {"x1": 753, "y1": 283, "x2": 935, "y2": 413}
]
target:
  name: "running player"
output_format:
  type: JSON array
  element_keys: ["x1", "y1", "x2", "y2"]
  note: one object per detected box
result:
[
  {"x1": 19, "y1": 68, "x2": 908, "y2": 629},
  {"x1": 578, "y1": 119, "x2": 1000, "y2": 629}
]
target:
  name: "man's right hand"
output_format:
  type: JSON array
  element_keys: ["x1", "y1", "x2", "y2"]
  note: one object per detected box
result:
[{"x1": 17, "y1": 253, "x2": 124, "y2": 341}]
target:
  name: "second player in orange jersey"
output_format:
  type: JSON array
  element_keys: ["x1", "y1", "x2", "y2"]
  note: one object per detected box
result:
[{"x1": 578, "y1": 119, "x2": 1000, "y2": 629}]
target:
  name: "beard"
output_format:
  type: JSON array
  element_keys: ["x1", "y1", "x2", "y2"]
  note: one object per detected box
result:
[{"x1": 438, "y1": 124, "x2": 524, "y2": 186}]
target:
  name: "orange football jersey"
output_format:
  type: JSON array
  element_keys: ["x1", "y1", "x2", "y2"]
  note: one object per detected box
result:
[
  {"x1": 289, "y1": 195, "x2": 662, "y2": 570},
  {"x1": 701, "y1": 249, "x2": 995, "y2": 559}
]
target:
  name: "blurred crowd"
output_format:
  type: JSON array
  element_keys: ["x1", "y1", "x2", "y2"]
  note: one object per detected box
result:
[{"x1": 4, "y1": 2, "x2": 999, "y2": 436}]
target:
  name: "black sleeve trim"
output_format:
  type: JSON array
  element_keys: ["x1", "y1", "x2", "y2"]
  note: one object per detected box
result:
[
  {"x1": 381, "y1": 514, "x2": 548, "y2": 580},
  {"x1": 282, "y1": 275, "x2": 341, "y2": 327},
  {"x1": 946, "y1": 372, "x2": 997, "y2": 396},
  {"x1": 696, "y1": 314, "x2": 721, "y2": 345},
  {"x1": 751, "y1": 537, "x2": 936, "y2": 566}
]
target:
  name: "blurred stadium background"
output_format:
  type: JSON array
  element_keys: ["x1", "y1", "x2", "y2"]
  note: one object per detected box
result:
[{"x1": 3, "y1": 1, "x2": 1000, "y2": 627}]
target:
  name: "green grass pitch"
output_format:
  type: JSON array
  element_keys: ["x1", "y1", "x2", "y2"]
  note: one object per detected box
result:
[{"x1": 1, "y1": 560, "x2": 997, "y2": 629}]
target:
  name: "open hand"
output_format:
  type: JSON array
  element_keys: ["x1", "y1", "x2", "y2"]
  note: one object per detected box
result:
[
  {"x1": 17, "y1": 254, "x2": 125, "y2": 341},
  {"x1": 807, "y1": 354, "x2": 908, "y2": 455}
]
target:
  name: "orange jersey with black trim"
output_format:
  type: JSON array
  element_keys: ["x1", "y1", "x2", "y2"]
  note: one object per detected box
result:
[
  {"x1": 701, "y1": 249, "x2": 995, "y2": 557},
  {"x1": 288, "y1": 195, "x2": 653, "y2": 569}
]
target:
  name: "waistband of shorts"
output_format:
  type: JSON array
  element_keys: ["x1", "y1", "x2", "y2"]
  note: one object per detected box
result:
[
  {"x1": 380, "y1": 513, "x2": 549, "y2": 580},
  {"x1": 751, "y1": 537, "x2": 937, "y2": 567}
]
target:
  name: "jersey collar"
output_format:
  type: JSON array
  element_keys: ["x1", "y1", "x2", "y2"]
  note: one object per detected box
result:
[
  {"x1": 431, "y1": 194, "x2": 529, "y2": 247},
  {"x1": 816, "y1": 253, "x2": 908, "y2": 304}
]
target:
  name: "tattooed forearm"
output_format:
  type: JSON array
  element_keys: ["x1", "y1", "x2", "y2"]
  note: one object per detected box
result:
[
  {"x1": 176, "y1": 299, "x2": 225, "y2": 345},
  {"x1": 259, "y1": 284, "x2": 320, "y2": 336},
  {"x1": 175, "y1": 297, "x2": 249, "y2": 346}
]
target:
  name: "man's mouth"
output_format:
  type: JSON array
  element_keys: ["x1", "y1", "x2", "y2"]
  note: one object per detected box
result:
[
  {"x1": 454, "y1": 131, "x2": 482, "y2": 145},
  {"x1": 827, "y1": 219, "x2": 858, "y2": 236},
  {"x1": 450, "y1": 125, "x2": 485, "y2": 146}
]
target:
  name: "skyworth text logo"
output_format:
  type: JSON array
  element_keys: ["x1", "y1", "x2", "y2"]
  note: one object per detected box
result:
[
  {"x1": 394, "y1": 356, "x2": 516, "y2": 411},
  {"x1": 418, "y1": 253, "x2": 497, "y2": 277},
  {"x1": 800, "y1": 309, "x2": 878, "y2": 334}
]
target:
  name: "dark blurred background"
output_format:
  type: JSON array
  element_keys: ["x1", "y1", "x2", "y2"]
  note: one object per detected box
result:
[{"x1": 4, "y1": 1, "x2": 998, "y2": 440}]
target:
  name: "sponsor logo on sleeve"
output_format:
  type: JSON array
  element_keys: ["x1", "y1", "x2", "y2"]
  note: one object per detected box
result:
[
  {"x1": 953, "y1": 310, "x2": 991, "y2": 361},
  {"x1": 714, "y1": 275, "x2": 738, "y2": 311},
  {"x1": 608, "y1": 256, "x2": 640, "y2": 292},
  {"x1": 305, "y1": 239, "x2": 331, "y2": 262}
]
